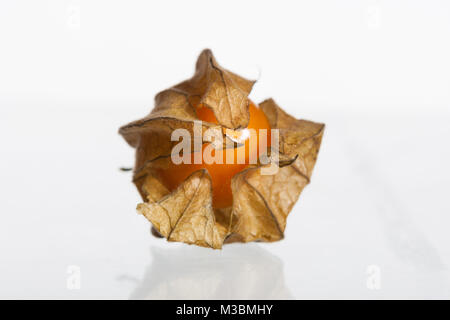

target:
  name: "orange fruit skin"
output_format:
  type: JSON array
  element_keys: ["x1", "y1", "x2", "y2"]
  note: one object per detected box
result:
[{"x1": 157, "y1": 101, "x2": 271, "y2": 209}]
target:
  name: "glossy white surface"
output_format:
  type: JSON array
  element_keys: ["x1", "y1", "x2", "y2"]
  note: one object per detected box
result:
[{"x1": 1, "y1": 0, "x2": 450, "y2": 299}]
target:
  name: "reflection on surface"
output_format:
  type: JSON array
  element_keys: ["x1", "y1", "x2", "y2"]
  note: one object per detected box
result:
[
  {"x1": 350, "y1": 142, "x2": 446, "y2": 271},
  {"x1": 129, "y1": 243, "x2": 293, "y2": 300},
  {"x1": 346, "y1": 140, "x2": 450, "y2": 298}
]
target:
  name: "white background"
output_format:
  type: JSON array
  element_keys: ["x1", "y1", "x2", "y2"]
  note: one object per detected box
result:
[{"x1": 1, "y1": 0, "x2": 449, "y2": 299}]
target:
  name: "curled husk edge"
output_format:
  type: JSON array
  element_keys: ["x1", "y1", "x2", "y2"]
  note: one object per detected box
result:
[{"x1": 119, "y1": 49, "x2": 325, "y2": 249}]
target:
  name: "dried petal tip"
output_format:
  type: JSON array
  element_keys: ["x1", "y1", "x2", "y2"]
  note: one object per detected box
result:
[{"x1": 175, "y1": 49, "x2": 256, "y2": 129}]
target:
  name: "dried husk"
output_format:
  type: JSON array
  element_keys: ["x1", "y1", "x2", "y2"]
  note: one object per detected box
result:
[{"x1": 119, "y1": 49, "x2": 324, "y2": 249}]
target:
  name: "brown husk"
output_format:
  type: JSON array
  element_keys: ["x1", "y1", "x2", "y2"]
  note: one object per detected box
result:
[{"x1": 119, "y1": 49, "x2": 324, "y2": 249}]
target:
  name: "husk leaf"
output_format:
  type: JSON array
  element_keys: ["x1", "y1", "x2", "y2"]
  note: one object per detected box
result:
[{"x1": 137, "y1": 170, "x2": 228, "y2": 249}]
